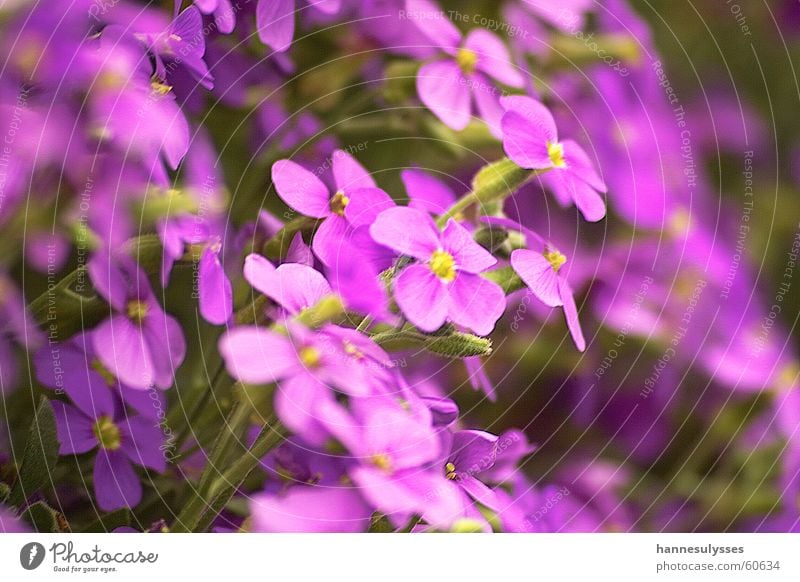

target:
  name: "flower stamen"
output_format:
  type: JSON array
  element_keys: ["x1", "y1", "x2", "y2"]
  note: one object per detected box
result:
[
  {"x1": 456, "y1": 48, "x2": 478, "y2": 75},
  {"x1": 429, "y1": 249, "x2": 457, "y2": 282},
  {"x1": 329, "y1": 191, "x2": 350, "y2": 216},
  {"x1": 93, "y1": 416, "x2": 121, "y2": 450},
  {"x1": 543, "y1": 248, "x2": 567, "y2": 272}
]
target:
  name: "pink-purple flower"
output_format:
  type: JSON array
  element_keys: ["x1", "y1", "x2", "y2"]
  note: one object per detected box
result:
[
  {"x1": 370, "y1": 207, "x2": 506, "y2": 335},
  {"x1": 409, "y1": 0, "x2": 524, "y2": 136},
  {"x1": 501, "y1": 96, "x2": 607, "y2": 222}
]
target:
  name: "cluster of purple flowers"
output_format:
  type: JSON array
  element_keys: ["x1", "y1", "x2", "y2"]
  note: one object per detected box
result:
[{"x1": 0, "y1": 0, "x2": 797, "y2": 534}]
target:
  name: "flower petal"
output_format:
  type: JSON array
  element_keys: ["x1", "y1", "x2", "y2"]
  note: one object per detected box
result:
[
  {"x1": 120, "y1": 416, "x2": 167, "y2": 472},
  {"x1": 369, "y1": 207, "x2": 441, "y2": 260},
  {"x1": 344, "y1": 187, "x2": 395, "y2": 227},
  {"x1": 417, "y1": 60, "x2": 472, "y2": 131},
  {"x1": 447, "y1": 272, "x2": 506, "y2": 336},
  {"x1": 510, "y1": 249, "x2": 562, "y2": 307},
  {"x1": 199, "y1": 246, "x2": 233, "y2": 325},
  {"x1": 51, "y1": 401, "x2": 97, "y2": 455},
  {"x1": 219, "y1": 327, "x2": 298, "y2": 384},
  {"x1": 394, "y1": 264, "x2": 448, "y2": 333},
  {"x1": 501, "y1": 109, "x2": 553, "y2": 170},
  {"x1": 332, "y1": 150, "x2": 376, "y2": 192},
  {"x1": 94, "y1": 449, "x2": 142, "y2": 511},
  {"x1": 251, "y1": 487, "x2": 371, "y2": 533},
  {"x1": 256, "y1": 0, "x2": 296, "y2": 52},
  {"x1": 243, "y1": 253, "x2": 277, "y2": 296},
  {"x1": 272, "y1": 159, "x2": 331, "y2": 218},
  {"x1": 559, "y1": 278, "x2": 586, "y2": 351},
  {"x1": 266, "y1": 263, "x2": 333, "y2": 314},
  {"x1": 404, "y1": 0, "x2": 462, "y2": 50},
  {"x1": 464, "y1": 28, "x2": 524, "y2": 88},
  {"x1": 93, "y1": 316, "x2": 154, "y2": 390},
  {"x1": 275, "y1": 373, "x2": 331, "y2": 447},
  {"x1": 401, "y1": 169, "x2": 456, "y2": 215},
  {"x1": 312, "y1": 214, "x2": 350, "y2": 266},
  {"x1": 441, "y1": 218, "x2": 496, "y2": 273}
]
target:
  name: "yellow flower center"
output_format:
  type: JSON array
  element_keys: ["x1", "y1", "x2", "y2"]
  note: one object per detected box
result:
[
  {"x1": 299, "y1": 346, "x2": 322, "y2": 369},
  {"x1": 371, "y1": 453, "x2": 392, "y2": 473},
  {"x1": 445, "y1": 461, "x2": 458, "y2": 480},
  {"x1": 126, "y1": 300, "x2": 149, "y2": 324},
  {"x1": 91, "y1": 359, "x2": 117, "y2": 387},
  {"x1": 93, "y1": 416, "x2": 121, "y2": 451},
  {"x1": 547, "y1": 141, "x2": 567, "y2": 168},
  {"x1": 329, "y1": 191, "x2": 350, "y2": 216},
  {"x1": 777, "y1": 362, "x2": 800, "y2": 391},
  {"x1": 543, "y1": 248, "x2": 567, "y2": 272},
  {"x1": 456, "y1": 48, "x2": 478, "y2": 75},
  {"x1": 150, "y1": 77, "x2": 173, "y2": 96},
  {"x1": 429, "y1": 249, "x2": 457, "y2": 282}
]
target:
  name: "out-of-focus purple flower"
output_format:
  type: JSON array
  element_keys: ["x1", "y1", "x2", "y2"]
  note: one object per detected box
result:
[
  {"x1": 520, "y1": 0, "x2": 593, "y2": 32},
  {"x1": 195, "y1": 0, "x2": 237, "y2": 34},
  {"x1": 34, "y1": 332, "x2": 165, "y2": 420},
  {"x1": 0, "y1": 506, "x2": 28, "y2": 532},
  {"x1": 159, "y1": 216, "x2": 232, "y2": 325},
  {"x1": 0, "y1": 275, "x2": 41, "y2": 393},
  {"x1": 370, "y1": 206, "x2": 506, "y2": 335},
  {"x1": 131, "y1": 6, "x2": 213, "y2": 89},
  {"x1": 51, "y1": 394, "x2": 165, "y2": 511},
  {"x1": 243, "y1": 254, "x2": 332, "y2": 317},
  {"x1": 251, "y1": 486, "x2": 373, "y2": 532},
  {"x1": 317, "y1": 395, "x2": 473, "y2": 530},
  {"x1": 85, "y1": 31, "x2": 191, "y2": 186},
  {"x1": 272, "y1": 150, "x2": 394, "y2": 266},
  {"x1": 257, "y1": 0, "x2": 342, "y2": 52},
  {"x1": 401, "y1": 168, "x2": 457, "y2": 215},
  {"x1": 408, "y1": 0, "x2": 524, "y2": 136},
  {"x1": 501, "y1": 96, "x2": 606, "y2": 222},
  {"x1": 88, "y1": 253, "x2": 186, "y2": 390},
  {"x1": 220, "y1": 323, "x2": 393, "y2": 444}
]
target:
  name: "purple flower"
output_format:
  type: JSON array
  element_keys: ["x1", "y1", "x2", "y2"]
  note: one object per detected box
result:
[
  {"x1": 194, "y1": 0, "x2": 237, "y2": 34},
  {"x1": 409, "y1": 0, "x2": 524, "y2": 136},
  {"x1": 521, "y1": 0, "x2": 593, "y2": 32},
  {"x1": 220, "y1": 324, "x2": 393, "y2": 444},
  {"x1": 257, "y1": 0, "x2": 342, "y2": 52},
  {"x1": 501, "y1": 96, "x2": 606, "y2": 222},
  {"x1": 484, "y1": 216, "x2": 585, "y2": 351},
  {"x1": 159, "y1": 216, "x2": 232, "y2": 325},
  {"x1": 272, "y1": 150, "x2": 394, "y2": 266},
  {"x1": 251, "y1": 487, "x2": 372, "y2": 532},
  {"x1": 88, "y1": 253, "x2": 186, "y2": 390},
  {"x1": 0, "y1": 275, "x2": 41, "y2": 393},
  {"x1": 316, "y1": 395, "x2": 471, "y2": 530},
  {"x1": 243, "y1": 254, "x2": 333, "y2": 317},
  {"x1": 0, "y1": 506, "x2": 28, "y2": 533},
  {"x1": 370, "y1": 207, "x2": 506, "y2": 335},
  {"x1": 51, "y1": 394, "x2": 165, "y2": 511},
  {"x1": 34, "y1": 332, "x2": 165, "y2": 420},
  {"x1": 401, "y1": 168, "x2": 457, "y2": 215},
  {"x1": 133, "y1": 6, "x2": 213, "y2": 89}
]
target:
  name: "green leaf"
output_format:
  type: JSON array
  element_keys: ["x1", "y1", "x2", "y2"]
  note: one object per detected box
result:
[
  {"x1": 9, "y1": 397, "x2": 59, "y2": 507},
  {"x1": 21, "y1": 501, "x2": 68, "y2": 533}
]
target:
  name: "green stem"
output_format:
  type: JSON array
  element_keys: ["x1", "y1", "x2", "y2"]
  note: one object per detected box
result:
[
  {"x1": 436, "y1": 160, "x2": 547, "y2": 228},
  {"x1": 171, "y1": 419, "x2": 286, "y2": 533}
]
